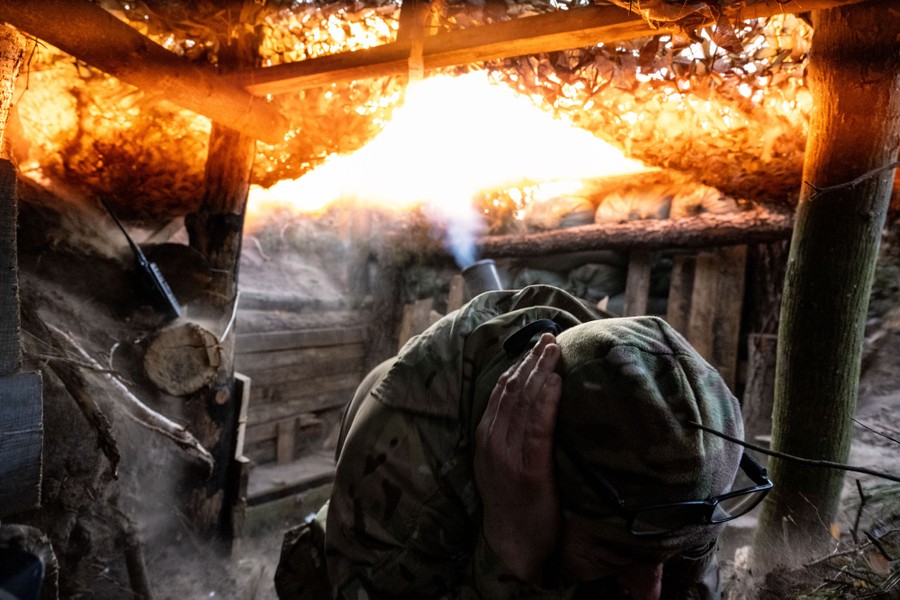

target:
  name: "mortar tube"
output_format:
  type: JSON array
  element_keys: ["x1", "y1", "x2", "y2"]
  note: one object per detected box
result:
[{"x1": 461, "y1": 259, "x2": 502, "y2": 300}]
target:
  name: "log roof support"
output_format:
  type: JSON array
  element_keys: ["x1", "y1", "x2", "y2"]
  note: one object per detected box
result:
[
  {"x1": 226, "y1": 0, "x2": 867, "y2": 96},
  {"x1": 0, "y1": 0, "x2": 290, "y2": 144},
  {"x1": 390, "y1": 206, "x2": 795, "y2": 260}
]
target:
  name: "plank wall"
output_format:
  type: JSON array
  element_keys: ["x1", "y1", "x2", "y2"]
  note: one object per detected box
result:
[{"x1": 235, "y1": 323, "x2": 367, "y2": 466}]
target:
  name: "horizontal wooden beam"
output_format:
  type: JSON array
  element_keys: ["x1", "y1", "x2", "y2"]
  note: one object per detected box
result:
[
  {"x1": 228, "y1": 0, "x2": 866, "y2": 95},
  {"x1": 0, "y1": 0, "x2": 290, "y2": 144},
  {"x1": 481, "y1": 207, "x2": 794, "y2": 257},
  {"x1": 390, "y1": 206, "x2": 795, "y2": 260}
]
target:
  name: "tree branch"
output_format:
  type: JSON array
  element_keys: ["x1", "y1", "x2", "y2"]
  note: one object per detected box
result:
[{"x1": 42, "y1": 322, "x2": 214, "y2": 476}]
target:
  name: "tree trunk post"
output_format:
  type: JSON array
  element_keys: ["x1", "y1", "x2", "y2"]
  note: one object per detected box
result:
[
  {"x1": 184, "y1": 16, "x2": 259, "y2": 541},
  {"x1": 752, "y1": 0, "x2": 900, "y2": 571}
]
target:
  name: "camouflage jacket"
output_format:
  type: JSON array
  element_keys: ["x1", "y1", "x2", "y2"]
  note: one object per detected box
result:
[{"x1": 280, "y1": 285, "x2": 721, "y2": 599}]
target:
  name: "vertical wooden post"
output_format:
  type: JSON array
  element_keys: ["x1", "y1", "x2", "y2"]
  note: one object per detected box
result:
[
  {"x1": 0, "y1": 24, "x2": 42, "y2": 517},
  {"x1": 623, "y1": 250, "x2": 653, "y2": 316},
  {"x1": 753, "y1": 0, "x2": 900, "y2": 571},
  {"x1": 664, "y1": 253, "x2": 696, "y2": 335},
  {"x1": 686, "y1": 246, "x2": 747, "y2": 390},
  {"x1": 184, "y1": 12, "x2": 259, "y2": 540}
]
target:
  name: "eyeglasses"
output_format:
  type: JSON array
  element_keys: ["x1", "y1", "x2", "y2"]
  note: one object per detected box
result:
[{"x1": 561, "y1": 449, "x2": 773, "y2": 537}]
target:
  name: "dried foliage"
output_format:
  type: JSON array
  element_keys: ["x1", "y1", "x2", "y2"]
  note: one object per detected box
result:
[
  {"x1": 758, "y1": 485, "x2": 900, "y2": 599},
  {"x1": 12, "y1": 1, "x2": 816, "y2": 224},
  {"x1": 484, "y1": 15, "x2": 812, "y2": 204}
]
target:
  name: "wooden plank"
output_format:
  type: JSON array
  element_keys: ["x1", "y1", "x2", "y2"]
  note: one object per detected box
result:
[
  {"x1": 236, "y1": 326, "x2": 367, "y2": 354},
  {"x1": 686, "y1": 251, "x2": 719, "y2": 366},
  {"x1": 229, "y1": 454, "x2": 252, "y2": 549},
  {"x1": 249, "y1": 416, "x2": 306, "y2": 447},
  {"x1": 226, "y1": 0, "x2": 863, "y2": 95},
  {"x1": 686, "y1": 246, "x2": 747, "y2": 389},
  {"x1": 249, "y1": 388, "x2": 354, "y2": 425},
  {"x1": 0, "y1": 0, "x2": 288, "y2": 143},
  {"x1": 665, "y1": 254, "x2": 696, "y2": 336},
  {"x1": 249, "y1": 372, "x2": 363, "y2": 405},
  {"x1": 713, "y1": 245, "x2": 747, "y2": 390},
  {"x1": 0, "y1": 372, "x2": 43, "y2": 517},
  {"x1": 233, "y1": 373, "x2": 251, "y2": 460},
  {"x1": 246, "y1": 449, "x2": 335, "y2": 503},
  {"x1": 246, "y1": 408, "x2": 342, "y2": 454},
  {"x1": 623, "y1": 250, "x2": 652, "y2": 316},
  {"x1": 229, "y1": 374, "x2": 252, "y2": 547},
  {"x1": 247, "y1": 360, "x2": 365, "y2": 389},
  {"x1": 0, "y1": 160, "x2": 20, "y2": 375},
  {"x1": 276, "y1": 418, "x2": 296, "y2": 465},
  {"x1": 235, "y1": 342, "x2": 366, "y2": 373}
]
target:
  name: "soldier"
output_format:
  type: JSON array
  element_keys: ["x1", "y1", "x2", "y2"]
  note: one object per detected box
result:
[{"x1": 275, "y1": 285, "x2": 769, "y2": 599}]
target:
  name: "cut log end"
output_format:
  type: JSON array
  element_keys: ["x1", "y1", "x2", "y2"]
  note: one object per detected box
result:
[{"x1": 144, "y1": 322, "x2": 223, "y2": 396}]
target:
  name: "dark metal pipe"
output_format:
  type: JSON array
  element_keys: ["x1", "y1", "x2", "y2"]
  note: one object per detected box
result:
[{"x1": 461, "y1": 259, "x2": 502, "y2": 299}]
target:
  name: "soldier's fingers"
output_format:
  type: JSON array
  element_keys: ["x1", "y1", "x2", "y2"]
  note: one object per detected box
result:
[
  {"x1": 504, "y1": 334, "x2": 557, "y2": 449},
  {"x1": 523, "y1": 365, "x2": 562, "y2": 472}
]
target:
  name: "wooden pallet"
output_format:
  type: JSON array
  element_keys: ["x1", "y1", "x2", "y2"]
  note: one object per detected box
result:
[{"x1": 235, "y1": 324, "x2": 367, "y2": 467}]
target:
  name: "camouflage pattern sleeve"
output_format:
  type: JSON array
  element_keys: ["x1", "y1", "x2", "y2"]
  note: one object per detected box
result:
[{"x1": 328, "y1": 390, "x2": 573, "y2": 598}]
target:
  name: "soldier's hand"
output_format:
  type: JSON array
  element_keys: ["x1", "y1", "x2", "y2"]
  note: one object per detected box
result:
[{"x1": 474, "y1": 332, "x2": 562, "y2": 585}]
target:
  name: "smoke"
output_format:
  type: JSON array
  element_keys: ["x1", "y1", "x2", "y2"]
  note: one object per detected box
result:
[
  {"x1": 422, "y1": 188, "x2": 486, "y2": 270},
  {"x1": 446, "y1": 213, "x2": 479, "y2": 270}
]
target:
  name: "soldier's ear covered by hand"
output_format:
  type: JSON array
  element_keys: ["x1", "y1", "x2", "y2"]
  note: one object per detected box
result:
[{"x1": 474, "y1": 333, "x2": 563, "y2": 585}]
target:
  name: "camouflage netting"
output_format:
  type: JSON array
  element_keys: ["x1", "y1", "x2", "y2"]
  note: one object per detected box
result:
[{"x1": 9, "y1": 0, "x2": 827, "y2": 224}]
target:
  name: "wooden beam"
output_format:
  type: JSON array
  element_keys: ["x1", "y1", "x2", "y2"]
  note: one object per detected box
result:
[
  {"x1": 227, "y1": 0, "x2": 866, "y2": 95},
  {"x1": 0, "y1": 0, "x2": 289, "y2": 144},
  {"x1": 183, "y1": 22, "x2": 259, "y2": 541},
  {"x1": 391, "y1": 206, "x2": 793, "y2": 260}
]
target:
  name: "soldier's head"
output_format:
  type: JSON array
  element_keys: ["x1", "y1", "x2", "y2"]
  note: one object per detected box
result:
[{"x1": 547, "y1": 317, "x2": 764, "y2": 591}]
